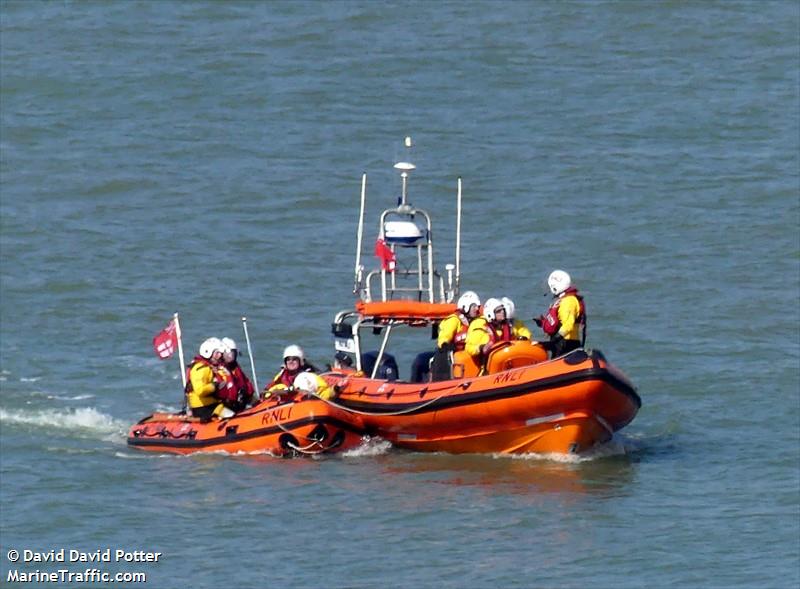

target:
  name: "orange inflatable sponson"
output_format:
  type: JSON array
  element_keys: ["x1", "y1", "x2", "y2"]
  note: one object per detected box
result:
[
  {"x1": 127, "y1": 397, "x2": 365, "y2": 457},
  {"x1": 356, "y1": 300, "x2": 457, "y2": 319},
  {"x1": 324, "y1": 345, "x2": 641, "y2": 455}
]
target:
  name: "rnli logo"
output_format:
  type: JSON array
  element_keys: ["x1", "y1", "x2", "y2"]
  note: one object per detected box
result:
[
  {"x1": 493, "y1": 368, "x2": 525, "y2": 385},
  {"x1": 261, "y1": 406, "x2": 293, "y2": 425}
]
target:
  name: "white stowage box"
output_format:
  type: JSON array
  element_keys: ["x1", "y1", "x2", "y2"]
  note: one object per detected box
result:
[{"x1": 384, "y1": 220, "x2": 423, "y2": 245}]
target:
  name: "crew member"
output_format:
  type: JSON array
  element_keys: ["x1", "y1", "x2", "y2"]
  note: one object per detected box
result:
[
  {"x1": 292, "y1": 371, "x2": 335, "y2": 401},
  {"x1": 465, "y1": 297, "x2": 509, "y2": 371},
  {"x1": 263, "y1": 344, "x2": 315, "y2": 399},
  {"x1": 219, "y1": 337, "x2": 255, "y2": 412},
  {"x1": 330, "y1": 351, "x2": 356, "y2": 374},
  {"x1": 426, "y1": 290, "x2": 482, "y2": 381},
  {"x1": 534, "y1": 270, "x2": 586, "y2": 358},
  {"x1": 501, "y1": 296, "x2": 532, "y2": 340},
  {"x1": 185, "y1": 337, "x2": 235, "y2": 421},
  {"x1": 437, "y1": 290, "x2": 481, "y2": 351}
]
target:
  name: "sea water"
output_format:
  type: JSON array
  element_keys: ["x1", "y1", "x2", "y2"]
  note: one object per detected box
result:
[{"x1": 1, "y1": 2, "x2": 798, "y2": 588}]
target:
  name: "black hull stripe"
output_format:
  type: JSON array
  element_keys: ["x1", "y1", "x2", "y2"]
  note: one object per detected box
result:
[
  {"x1": 338, "y1": 367, "x2": 641, "y2": 416},
  {"x1": 127, "y1": 415, "x2": 365, "y2": 449}
]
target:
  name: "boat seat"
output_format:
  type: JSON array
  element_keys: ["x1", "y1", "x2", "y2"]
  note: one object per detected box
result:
[
  {"x1": 485, "y1": 341, "x2": 549, "y2": 374},
  {"x1": 451, "y1": 350, "x2": 481, "y2": 378}
]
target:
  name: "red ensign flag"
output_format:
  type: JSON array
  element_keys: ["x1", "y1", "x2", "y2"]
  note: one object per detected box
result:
[
  {"x1": 374, "y1": 238, "x2": 396, "y2": 272},
  {"x1": 153, "y1": 320, "x2": 178, "y2": 359}
]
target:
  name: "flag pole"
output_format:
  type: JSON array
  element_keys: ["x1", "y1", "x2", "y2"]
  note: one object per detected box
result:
[
  {"x1": 174, "y1": 312, "x2": 186, "y2": 389},
  {"x1": 241, "y1": 316, "x2": 259, "y2": 392},
  {"x1": 354, "y1": 172, "x2": 367, "y2": 295},
  {"x1": 455, "y1": 176, "x2": 462, "y2": 298}
]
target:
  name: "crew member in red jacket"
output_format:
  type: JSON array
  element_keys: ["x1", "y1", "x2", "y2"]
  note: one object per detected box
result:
[
  {"x1": 262, "y1": 344, "x2": 317, "y2": 401},
  {"x1": 220, "y1": 337, "x2": 255, "y2": 412},
  {"x1": 534, "y1": 270, "x2": 586, "y2": 358}
]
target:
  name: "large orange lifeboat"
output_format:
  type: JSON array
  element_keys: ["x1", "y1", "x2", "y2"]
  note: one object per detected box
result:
[
  {"x1": 328, "y1": 138, "x2": 641, "y2": 455},
  {"x1": 127, "y1": 397, "x2": 365, "y2": 456}
]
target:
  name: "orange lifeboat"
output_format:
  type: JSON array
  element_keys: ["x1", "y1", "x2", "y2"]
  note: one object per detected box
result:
[
  {"x1": 130, "y1": 138, "x2": 641, "y2": 459},
  {"x1": 330, "y1": 140, "x2": 641, "y2": 456},
  {"x1": 324, "y1": 343, "x2": 639, "y2": 455},
  {"x1": 127, "y1": 397, "x2": 365, "y2": 457}
]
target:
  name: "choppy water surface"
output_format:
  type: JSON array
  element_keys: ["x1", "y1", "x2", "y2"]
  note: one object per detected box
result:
[{"x1": 1, "y1": 2, "x2": 798, "y2": 588}]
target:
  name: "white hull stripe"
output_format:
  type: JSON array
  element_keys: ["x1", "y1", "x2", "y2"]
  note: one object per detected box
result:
[{"x1": 526, "y1": 413, "x2": 566, "y2": 426}]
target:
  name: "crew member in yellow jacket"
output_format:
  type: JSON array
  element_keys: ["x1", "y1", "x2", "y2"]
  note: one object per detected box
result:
[
  {"x1": 292, "y1": 371, "x2": 335, "y2": 401},
  {"x1": 262, "y1": 345, "x2": 335, "y2": 402},
  {"x1": 437, "y1": 291, "x2": 481, "y2": 351},
  {"x1": 465, "y1": 297, "x2": 509, "y2": 371},
  {"x1": 265, "y1": 370, "x2": 335, "y2": 402},
  {"x1": 186, "y1": 337, "x2": 235, "y2": 420},
  {"x1": 534, "y1": 270, "x2": 586, "y2": 358},
  {"x1": 424, "y1": 291, "x2": 482, "y2": 381}
]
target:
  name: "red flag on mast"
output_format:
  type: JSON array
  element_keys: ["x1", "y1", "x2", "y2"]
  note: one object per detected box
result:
[
  {"x1": 153, "y1": 320, "x2": 178, "y2": 359},
  {"x1": 374, "y1": 238, "x2": 396, "y2": 272}
]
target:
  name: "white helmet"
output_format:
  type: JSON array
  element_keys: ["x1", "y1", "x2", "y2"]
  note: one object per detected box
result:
[
  {"x1": 293, "y1": 372, "x2": 318, "y2": 395},
  {"x1": 199, "y1": 337, "x2": 222, "y2": 359},
  {"x1": 483, "y1": 298, "x2": 505, "y2": 323},
  {"x1": 501, "y1": 297, "x2": 515, "y2": 320},
  {"x1": 282, "y1": 344, "x2": 305, "y2": 362},
  {"x1": 457, "y1": 291, "x2": 481, "y2": 314},
  {"x1": 221, "y1": 337, "x2": 237, "y2": 352},
  {"x1": 548, "y1": 270, "x2": 572, "y2": 296}
]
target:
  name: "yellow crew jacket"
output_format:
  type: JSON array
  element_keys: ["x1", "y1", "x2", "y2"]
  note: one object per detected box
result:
[
  {"x1": 264, "y1": 370, "x2": 335, "y2": 401},
  {"x1": 187, "y1": 361, "x2": 218, "y2": 409},
  {"x1": 465, "y1": 317, "x2": 492, "y2": 358},
  {"x1": 556, "y1": 294, "x2": 582, "y2": 341},
  {"x1": 465, "y1": 317, "x2": 533, "y2": 358},
  {"x1": 510, "y1": 319, "x2": 532, "y2": 340},
  {"x1": 437, "y1": 313, "x2": 470, "y2": 350}
]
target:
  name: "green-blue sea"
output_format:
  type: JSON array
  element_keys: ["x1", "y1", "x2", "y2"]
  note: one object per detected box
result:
[{"x1": 1, "y1": 2, "x2": 798, "y2": 587}]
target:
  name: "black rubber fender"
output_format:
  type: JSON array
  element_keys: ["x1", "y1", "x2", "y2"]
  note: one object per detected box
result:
[
  {"x1": 308, "y1": 424, "x2": 329, "y2": 443},
  {"x1": 279, "y1": 433, "x2": 300, "y2": 456}
]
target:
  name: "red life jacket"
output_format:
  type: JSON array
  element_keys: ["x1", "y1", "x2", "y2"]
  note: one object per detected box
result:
[
  {"x1": 268, "y1": 367, "x2": 299, "y2": 391},
  {"x1": 483, "y1": 320, "x2": 512, "y2": 347},
  {"x1": 228, "y1": 363, "x2": 254, "y2": 401},
  {"x1": 495, "y1": 322, "x2": 513, "y2": 343},
  {"x1": 453, "y1": 313, "x2": 471, "y2": 351},
  {"x1": 543, "y1": 288, "x2": 586, "y2": 341},
  {"x1": 210, "y1": 365, "x2": 235, "y2": 402}
]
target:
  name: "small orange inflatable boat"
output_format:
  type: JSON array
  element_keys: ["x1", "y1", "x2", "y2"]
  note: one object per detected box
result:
[{"x1": 127, "y1": 397, "x2": 365, "y2": 456}]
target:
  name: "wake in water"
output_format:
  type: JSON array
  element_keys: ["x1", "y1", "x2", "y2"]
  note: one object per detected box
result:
[
  {"x1": 0, "y1": 406, "x2": 128, "y2": 443},
  {"x1": 501, "y1": 432, "x2": 639, "y2": 463},
  {"x1": 28, "y1": 390, "x2": 95, "y2": 402},
  {"x1": 342, "y1": 436, "x2": 393, "y2": 457}
]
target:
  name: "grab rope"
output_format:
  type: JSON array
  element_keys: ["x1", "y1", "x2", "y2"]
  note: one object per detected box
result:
[
  {"x1": 285, "y1": 438, "x2": 341, "y2": 456},
  {"x1": 225, "y1": 398, "x2": 324, "y2": 444},
  {"x1": 314, "y1": 388, "x2": 450, "y2": 417},
  {"x1": 234, "y1": 397, "x2": 348, "y2": 446}
]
